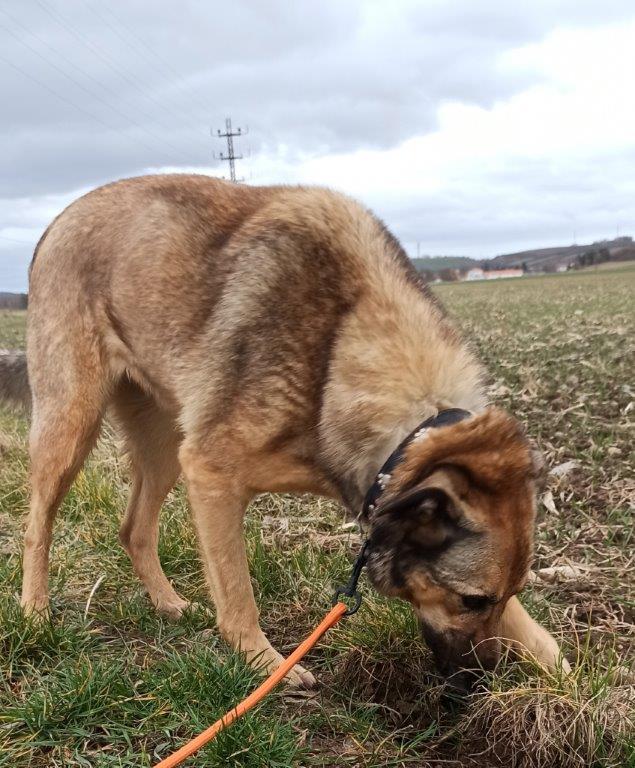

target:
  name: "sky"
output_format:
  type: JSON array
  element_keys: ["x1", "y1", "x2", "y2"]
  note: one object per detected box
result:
[{"x1": 1, "y1": 0, "x2": 635, "y2": 291}]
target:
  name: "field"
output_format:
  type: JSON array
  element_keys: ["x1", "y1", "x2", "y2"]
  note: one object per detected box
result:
[{"x1": 0, "y1": 265, "x2": 633, "y2": 767}]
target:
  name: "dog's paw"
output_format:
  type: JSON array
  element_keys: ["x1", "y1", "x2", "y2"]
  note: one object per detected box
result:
[
  {"x1": 155, "y1": 596, "x2": 191, "y2": 620},
  {"x1": 284, "y1": 662, "x2": 317, "y2": 689},
  {"x1": 21, "y1": 596, "x2": 51, "y2": 621},
  {"x1": 244, "y1": 642, "x2": 317, "y2": 689}
]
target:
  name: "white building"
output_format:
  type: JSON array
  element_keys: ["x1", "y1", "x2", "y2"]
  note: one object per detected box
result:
[{"x1": 466, "y1": 267, "x2": 524, "y2": 280}]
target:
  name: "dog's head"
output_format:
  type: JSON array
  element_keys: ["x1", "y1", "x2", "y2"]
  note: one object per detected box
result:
[{"x1": 365, "y1": 408, "x2": 541, "y2": 691}]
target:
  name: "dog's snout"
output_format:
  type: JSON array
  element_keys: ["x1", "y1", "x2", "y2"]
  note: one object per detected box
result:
[
  {"x1": 420, "y1": 621, "x2": 500, "y2": 691},
  {"x1": 443, "y1": 669, "x2": 479, "y2": 696}
]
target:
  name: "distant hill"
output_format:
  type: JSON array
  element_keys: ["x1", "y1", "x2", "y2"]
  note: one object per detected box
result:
[
  {"x1": 413, "y1": 236, "x2": 633, "y2": 274},
  {"x1": 489, "y1": 236, "x2": 633, "y2": 271},
  {"x1": 411, "y1": 256, "x2": 477, "y2": 272},
  {"x1": 0, "y1": 292, "x2": 27, "y2": 309}
]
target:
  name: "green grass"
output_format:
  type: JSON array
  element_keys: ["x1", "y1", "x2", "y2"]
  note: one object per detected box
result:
[{"x1": 1, "y1": 265, "x2": 634, "y2": 767}]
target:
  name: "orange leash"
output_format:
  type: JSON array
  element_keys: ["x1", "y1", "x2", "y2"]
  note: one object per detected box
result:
[{"x1": 154, "y1": 601, "x2": 349, "y2": 768}]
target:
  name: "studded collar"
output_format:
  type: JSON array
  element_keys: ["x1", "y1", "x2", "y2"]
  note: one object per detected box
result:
[{"x1": 361, "y1": 408, "x2": 472, "y2": 520}]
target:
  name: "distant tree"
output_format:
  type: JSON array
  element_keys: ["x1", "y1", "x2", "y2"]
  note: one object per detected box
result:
[
  {"x1": 576, "y1": 247, "x2": 611, "y2": 268},
  {"x1": 0, "y1": 292, "x2": 28, "y2": 309},
  {"x1": 577, "y1": 251, "x2": 592, "y2": 267},
  {"x1": 439, "y1": 268, "x2": 459, "y2": 282},
  {"x1": 611, "y1": 245, "x2": 635, "y2": 262},
  {"x1": 521, "y1": 261, "x2": 529, "y2": 273}
]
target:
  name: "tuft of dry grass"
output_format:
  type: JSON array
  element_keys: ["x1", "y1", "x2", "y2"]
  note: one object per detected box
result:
[{"x1": 463, "y1": 675, "x2": 635, "y2": 768}]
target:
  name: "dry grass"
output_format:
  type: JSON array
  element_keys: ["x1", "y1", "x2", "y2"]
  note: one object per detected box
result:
[
  {"x1": 0, "y1": 264, "x2": 633, "y2": 767},
  {"x1": 463, "y1": 676, "x2": 635, "y2": 768}
]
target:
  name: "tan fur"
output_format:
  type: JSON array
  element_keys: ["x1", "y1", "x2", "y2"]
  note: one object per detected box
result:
[
  {"x1": 500, "y1": 595, "x2": 571, "y2": 673},
  {"x1": 365, "y1": 412, "x2": 567, "y2": 677},
  {"x1": 17, "y1": 174, "x2": 567, "y2": 686}
]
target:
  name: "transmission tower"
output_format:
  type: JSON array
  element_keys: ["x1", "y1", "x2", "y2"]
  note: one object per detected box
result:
[{"x1": 213, "y1": 117, "x2": 246, "y2": 182}]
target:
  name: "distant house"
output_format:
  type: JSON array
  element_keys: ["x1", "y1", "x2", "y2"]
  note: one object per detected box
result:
[
  {"x1": 484, "y1": 268, "x2": 524, "y2": 279},
  {"x1": 465, "y1": 268, "x2": 523, "y2": 281}
]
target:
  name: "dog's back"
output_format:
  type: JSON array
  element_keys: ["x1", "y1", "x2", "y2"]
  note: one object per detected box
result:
[
  {"x1": 27, "y1": 174, "x2": 437, "y2": 422},
  {"x1": 28, "y1": 175, "x2": 273, "y2": 403}
]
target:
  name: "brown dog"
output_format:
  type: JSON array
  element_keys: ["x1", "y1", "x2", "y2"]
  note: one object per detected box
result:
[{"x1": 1, "y1": 174, "x2": 568, "y2": 688}]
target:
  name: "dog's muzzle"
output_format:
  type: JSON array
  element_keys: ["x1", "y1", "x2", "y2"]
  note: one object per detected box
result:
[{"x1": 419, "y1": 621, "x2": 500, "y2": 694}]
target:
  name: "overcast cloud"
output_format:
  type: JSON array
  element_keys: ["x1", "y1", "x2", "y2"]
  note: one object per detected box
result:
[{"x1": 1, "y1": 0, "x2": 635, "y2": 290}]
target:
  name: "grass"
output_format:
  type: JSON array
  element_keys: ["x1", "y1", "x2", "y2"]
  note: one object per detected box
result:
[{"x1": 1, "y1": 264, "x2": 634, "y2": 767}]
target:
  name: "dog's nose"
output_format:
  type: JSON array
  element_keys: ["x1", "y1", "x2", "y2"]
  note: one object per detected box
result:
[
  {"x1": 442, "y1": 668, "x2": 478, "y2": 696},
  {"x1": 420, "y1": 621, "x2": 499, "y2": 693},
  {"x1": 441, "y1": 645, "x2": 500, "y2": 697},
  {"x1": 472, "y1": 635, "x2": 501, "y2": 673}
]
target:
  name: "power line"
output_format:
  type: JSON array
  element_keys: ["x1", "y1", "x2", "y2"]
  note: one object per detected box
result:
[
  {"x1": 0, "y1": 51, "x2": 123, "y2": 132},
  {"x1": 31, "y1": 0, "x2": 211, "y2": 156},
  {"x1": 0, "y1": 51, "x2": 182, "y2": 163},
  {"x1": 0, "y1": 5, "x2": 207, "y2": 158},
  {"x1": 80, "y1": 0, "x2": 213, "y2": 130},
  {"x1": 0, "y1": 235, "x2": 36, "y2": 245},
  {"x1": 0, "y1": 18, "x2": 197, "y2": 165}
]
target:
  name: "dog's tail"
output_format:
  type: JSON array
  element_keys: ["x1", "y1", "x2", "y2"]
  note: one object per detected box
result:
[{"x1": 0, "y1": 350, "x2": 31, "y2": 411}]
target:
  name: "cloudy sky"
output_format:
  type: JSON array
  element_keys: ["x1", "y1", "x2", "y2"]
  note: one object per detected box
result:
[{"x1": 1, "y1": 0, "x2": 635, "y2": 291}]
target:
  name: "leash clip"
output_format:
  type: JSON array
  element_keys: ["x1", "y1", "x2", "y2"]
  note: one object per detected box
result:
[{"x1": 332, "y1": 540, "x2": 370, "y2": 616}]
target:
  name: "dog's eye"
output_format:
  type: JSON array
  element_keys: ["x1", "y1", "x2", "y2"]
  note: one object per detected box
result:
[{"x1": 460, "y1": 594, "x2": 490, "y2": 612}]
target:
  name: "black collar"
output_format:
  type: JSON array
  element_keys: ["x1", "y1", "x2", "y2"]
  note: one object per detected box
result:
[{"x1": 361, "y1": 408, "x2": 472, "y2": 520}]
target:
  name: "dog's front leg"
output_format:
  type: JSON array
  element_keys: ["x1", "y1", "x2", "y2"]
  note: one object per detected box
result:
[
  {"x1": 179, "y1": 443, "x2": 316, "y2": 688},
  {"x1": 499, "y1": 595, "x2": 571, "y2": 674}
]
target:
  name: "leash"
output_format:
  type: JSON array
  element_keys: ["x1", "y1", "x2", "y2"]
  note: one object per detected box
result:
[
  {"x1": 153, "y1": 410, "x2": 470, "y2": 765},
  {"x1": 154, "y1": 409, "x2": 471, "y2": 765},
  {"x1": 154, "y1": 542, "x2": 370, "y2": 768},
  {"x1": 152, "y1": 408, "x2": 472, "y2": 765}
]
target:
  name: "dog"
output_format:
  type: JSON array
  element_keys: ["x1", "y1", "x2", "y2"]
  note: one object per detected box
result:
[{"x1": 0, "y1": 174, "x2": 569, "y2": 689}]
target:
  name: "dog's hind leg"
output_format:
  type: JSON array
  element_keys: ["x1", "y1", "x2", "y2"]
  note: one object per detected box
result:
[
  {"x1": 179, "y1": 439, "x2": 316, "y2": 688},
  {"x1": 111, "y1": 381, "x2": 189, "y2": 618},
  {"x1": 500, "y1": 596, "x2": 571, "y2": 673},
  {"x1": 21, "y1": 361, "x2": 105, "y2": 615}
]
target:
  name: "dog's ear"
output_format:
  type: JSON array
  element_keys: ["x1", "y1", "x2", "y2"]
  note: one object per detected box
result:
[
  {"x1": 378, "y1": 484, "x2": 458, "y2": 519},
  {"x1": 375, "y1": 483, "x2": 463, "y2": 552}
]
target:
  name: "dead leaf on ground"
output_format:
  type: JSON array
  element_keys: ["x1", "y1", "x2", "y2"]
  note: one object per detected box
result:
[
  {"x1": 549, "y1": 460, "x2": 580, "y2": 479},
  {"x1": 529, "y1": 564, "x2": 588, "y2": 584},
  {"x1": 542, "y1": 490, "x2": 559, "y2": 514}
]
